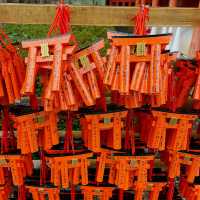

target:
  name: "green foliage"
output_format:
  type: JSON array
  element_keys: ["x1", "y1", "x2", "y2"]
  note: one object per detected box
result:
[
  {"x1": 3, "y1": 24, "x2": 49, "y2": 43},
  {"x1": 3, "y1": 24, "x2": 113, "y2": 53}
]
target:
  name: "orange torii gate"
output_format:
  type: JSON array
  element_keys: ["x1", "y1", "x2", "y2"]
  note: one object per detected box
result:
[
  {"x1": 139, "y1": 111, "x2": 197, "y2": 151},
  {"x1": 73, "y1": 40, "x2": 106, "y2": 111},
  {"x1": 21, "y1": 34, "x2": 82, "y2": 111},
  {"x1": 162, "y1": 151, "x2": 200, "y2": 183},
  {"x1": 13, "y1": 111, "x2": 59, "y2": 154},
  {"x1": 104, "y1": 34, "x2": 173, "y2": 108},
  {"x1": 26, "y1": 185, "x2": 60, "y2": 200},
  {"x1": 80, "y1": 185, "x2": 115, "y2": 200},
  {"x1": 179, "y1": 181, "x2": 200, "y2": 200},
  {"x1": 96, "y1": 150, "x2": 154, "y2": 190},
  {"x1": 132, "y1": 182, "x2": 166, "y2": 200},
  {"x1": 21, "y1": 34, "x2": 75, "y2": 95},
  {"x1": 0, "y1": 181, "x2": 11, "y2": 200},
  {"x1": 46, "y1": 152, "x2": 93, "y2": 188},
  {"x1": 80, "y1": 110, "x2": 128, "y2": 152},
  {"x1": 0, "y1": 154, "x2": 33, "y2": 186}
]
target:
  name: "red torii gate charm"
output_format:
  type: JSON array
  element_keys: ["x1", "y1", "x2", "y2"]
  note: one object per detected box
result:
[
  {"x1": 80, "y1": 185, "x2": 115, "y2": 200},
  {"x1": 80, "y1": 110, "x2": 128, "y2": 152},
  {"x1": 26, "y1": 185, "x2": 60, "y2": 200},
  {"x1": 21, "y1": 34, "x2": 76, "y2": 95},
  {"x1": 139, "y1": 111, "x2": 197, "y2": 151},
  {"x1": 46, "y1": 152, "x2": 93, "y2": 188}
]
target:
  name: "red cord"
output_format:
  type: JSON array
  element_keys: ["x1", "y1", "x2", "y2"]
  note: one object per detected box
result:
[
  {"x1": 18, "y1": 185, "x2": 26, "y2": 200},
  {"x1": 167, "y1": 178, "x2": 174, "y2": 200},
  {"x1": 64, "y1": 113, "x2": 74, "y2": 152},
  {"x1": 48, "y1": 3, "x2": 71, "y2": 36},
  {"x1": 133, "y1": 5, "x2": 149, "y2": 35},
  {"x1": 30, "y1": 95, "x2": 39, "y2": 111},
  {"x1": 40, "y1": 150, "x2": 47, "y2": 185},
  {"x1": 1, "y1": 107, "x2": 9, "y2": 153}
]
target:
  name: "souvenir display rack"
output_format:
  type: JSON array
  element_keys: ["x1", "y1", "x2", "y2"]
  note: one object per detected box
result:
[{"x1": 0, "y1": 1, "x2": 200, "y2": 200}]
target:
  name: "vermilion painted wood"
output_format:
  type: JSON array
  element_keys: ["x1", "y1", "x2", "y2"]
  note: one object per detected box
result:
[
  {"x1": 46, "y1": 152, "x2": 93, "y2": 188},
  {"x1": 81, "y1": 111, "x2": 128, "y2": 152},
  {"x1": 13, "y1": 111, "x2": 59, "y2": 154},
  {"x1": 81, "y1": 186, "x2": 114, "y2": 200},
  {"x1": 0, "y1": 154, "x2": 33, "y2": 186},
  {"x1": 26, "y1": 186, "x2": 60, "y2": 200}
]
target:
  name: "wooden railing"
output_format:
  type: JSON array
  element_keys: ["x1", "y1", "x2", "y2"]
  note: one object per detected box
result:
[{"x1": 0, "y1": 3, "x2": 200, "y2": 26}]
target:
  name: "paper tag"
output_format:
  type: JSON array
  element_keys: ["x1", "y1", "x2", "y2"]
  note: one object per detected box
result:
[
  {"x1": 38, "y1": 188, "x2": 45, "y2": 193},
  {"x1": 95, "y1": 189, "x2": 101, "y2": 194},
  {"x1": 131, "y1": 45, "x2": 136, "y2": 55},
  {"x1": 146, "y1": 184, "x2": 153, "y2": 191},
  {"x1": 130, "y1": 160, "x2": 138, "y2": 167},
  {"x1": 136, "y1": 43, "x2": 146, "y2": 56},
  {"x1": 183, "y1": 155, "x2": 192, "y2": 161},
  {"x1": 35, "y1": 115, "x2": 45, "y2": 124},
  {"x1": 71, "y1": 159, "x2": 78, "y2": 165},
  {"x1": 0, "y1": 159, "x2": 8, "y2": 165},
  {"x1": 80, "y1": 56, "x2": 90, "y2": 68},
  {"x1": 41, "y1": 43, "x2": 49, "y2": 57},
  {"x1": 169, "y1": 118, "x2": 178, "y2": 125},
  {"x1": 104, "y1": 118, "x2": 111, "y2": 124}
]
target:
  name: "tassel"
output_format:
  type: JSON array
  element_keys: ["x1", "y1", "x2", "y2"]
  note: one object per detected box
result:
[
  {"x1": 48, "y1": 0, "x2": 71, "y2": 36},
  {"x1": 18, "y1": 185, "x2": 26, "y2": 200},
  {"x1": 1, "y1": 106, "x2": 12, "y2": 153},
  {"x1": 30, "y1": 94, "x2": 39, "y2": 111},
  {"x1": 71, "y1": 184, "x2": 76, "y2": 200},
  {"x1": 133, "y1": 5, "x2": 150, "y2": 35},
  {"x1": 1, "y1": 107, "x2": 9, "y2": 153},
  {"x1": 124, "y1": 110, "x2": 135, "y2": 155},
  {"x1": 167, "y1": 178, "x2": 175, "y2": 200},
  {"x1": 40, "y1": 150, "x2": 47, "y2": 185},
  {"x1": 64, "y1": 112, "x2": 74, "y2": 152}
]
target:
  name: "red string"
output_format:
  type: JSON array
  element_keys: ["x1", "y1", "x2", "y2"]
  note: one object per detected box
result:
[
  {"x1": 30, "y1": 94, "x2": 39, "y2": 111},
  {"x1": 133, "y1": 5, "x2": 149, "y2": 35},
  {"x1": 0, "y1": 29, "x2": 13, "y2": 48},
  {"x1": 95, "y1": 80, "x2": 107, "y2": 112},
  {"x1": 119, "y1": 189, "x2": 124, "y2": 200},
  {"x1": 1, "y1": 107, "x2": 9, "y2": 153},
  {"x1": 167, "y1": 178, "x2": 175, "y2": 200},
  {"x1": 39, "y1": 150, "x2": 47, "y2": 185},
  {"x1": 64, "y1": 113, "x2": 74, "y2": 152},
  {"x1": 18, "y1": 185, "x2": 26, "y2": 200},
  {"x1": 124, "y1": 110, "x2": 135, "y2": 155},
  {"x1": 48, "y1": 2, "x2": 71, "y2": 36}
]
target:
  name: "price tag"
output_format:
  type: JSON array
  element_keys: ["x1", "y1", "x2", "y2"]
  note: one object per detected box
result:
[{"x1": 41, "y1": 43, "x2": 49, "y2": 57}]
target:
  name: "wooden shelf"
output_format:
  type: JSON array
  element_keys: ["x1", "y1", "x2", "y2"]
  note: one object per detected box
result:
[{"x1": 0, "y1": 3, "x2": 200, "y2": 26}]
